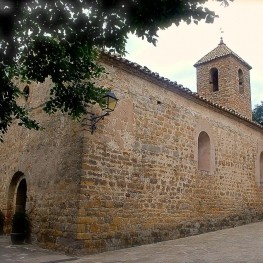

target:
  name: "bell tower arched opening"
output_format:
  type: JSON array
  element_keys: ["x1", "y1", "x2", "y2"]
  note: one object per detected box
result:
[
  {"x1": 210, "y1": 68, "x2": 219, "y2": 92},
  {"x1": 238, "y1": 69, "x2": 244, "y2": 94}
]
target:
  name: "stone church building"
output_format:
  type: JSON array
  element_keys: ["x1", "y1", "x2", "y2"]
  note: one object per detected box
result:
[{"x1": 1, "y1": 39, "x2": 263, "y2": 254}]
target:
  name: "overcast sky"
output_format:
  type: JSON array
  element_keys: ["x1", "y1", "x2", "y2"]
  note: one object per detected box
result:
[{"x1": 125, "y1": 0, "x2": 263, "y2": 108}]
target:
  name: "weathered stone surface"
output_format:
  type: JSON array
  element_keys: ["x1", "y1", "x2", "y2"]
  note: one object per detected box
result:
[
  {"x1": 0, "y1": 78, "x2": 84, "y2": 252},
  {"x1": 0, "y1": 46, "x2": 263, "y2": 255},
  {"x1": 196, "y1": 55, "x2": 252, "y2": 119},
  {"x1": 77, "y1": 55, "x2": 263, "y2": 253}
]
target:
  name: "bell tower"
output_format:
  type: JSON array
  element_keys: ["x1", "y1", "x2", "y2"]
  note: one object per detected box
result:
[{"x1": 194, "y1": 38, "x2": 252, "y2": 119}]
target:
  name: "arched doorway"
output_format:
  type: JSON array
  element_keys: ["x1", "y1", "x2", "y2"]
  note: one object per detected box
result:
[
  {"x1": 15, "y1": 179, "x2": 27, "y2": 213},
  {"x1": 6, "y1": 172, "x2": 27, "y2": 232}
]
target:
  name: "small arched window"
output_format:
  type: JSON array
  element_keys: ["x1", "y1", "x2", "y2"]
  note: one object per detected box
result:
[
  {"x1": 238, "y1": 69, "x2": 244, "y2": 94},
  {"x1": 198, "y1": 131, "x2": 211, "y2": 172},
  {"x1": 23, "y1": 85, "x2": 30, "y2": 101},
  {"x1": 210, "y1": 68, "x2": 219, "y2": 92},
  {"x1": 260, "y1": 152, "x2": 263, "y2": 186}
]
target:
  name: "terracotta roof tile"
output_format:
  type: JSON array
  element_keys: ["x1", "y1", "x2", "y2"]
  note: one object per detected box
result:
[
  {"x1": 194, "y1": 39, "x2": 252, "y2": 69},
  {"x1": 101, "y1": 51, "x2": 262, "y2": 132}
]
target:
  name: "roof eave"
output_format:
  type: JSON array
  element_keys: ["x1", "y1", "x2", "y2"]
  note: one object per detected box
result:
[
  {"x1": 101, "y1": 52, "x2": 260, "y2": 133},
  {"x1": 194, "y1": 54, "x2": 252, "y2": 70}
]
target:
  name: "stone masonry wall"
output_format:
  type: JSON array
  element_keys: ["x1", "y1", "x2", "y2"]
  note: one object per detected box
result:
[
  {"x1": 0, "y1": 78, "x2": 83, "y2": 253},
  {"x1": 0, "y1": 55, "x2": 262, "y2": 255},
  {"x1": 77, "y1": 56, "x2": 263, "y2": 254},
  {"x1": 196, "y1": 56, "x2": 252, "y2": 119}
]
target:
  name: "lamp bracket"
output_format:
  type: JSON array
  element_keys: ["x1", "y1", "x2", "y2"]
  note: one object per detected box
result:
[{"x1": 87, "y1": 111, "x2": 110, "y2": 134}]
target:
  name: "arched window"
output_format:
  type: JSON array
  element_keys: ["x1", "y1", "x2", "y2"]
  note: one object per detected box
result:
[
  {"x1": 210, "y1": 68, "x2": 219, "y2": 92},
  {"x1": 23, "y1": 85, "x2": 30, "y2": 101},
  {"x1": 260, "y1": 152, "x2": 263, "y2": 186},
  {"x1": 198, "y1": 131, "x2": 211, "y2": 172},
  {"x1": 238, "y1": 69, "x2": 244, "y2": 94}
]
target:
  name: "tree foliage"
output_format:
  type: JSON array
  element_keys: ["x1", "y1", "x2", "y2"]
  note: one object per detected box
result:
[
  {"x1": 253, "y1": 102, "x2": 263, "y2": 125},
  {"x1": 0, "y1": 0, "x2": 232, "y2": 141}
]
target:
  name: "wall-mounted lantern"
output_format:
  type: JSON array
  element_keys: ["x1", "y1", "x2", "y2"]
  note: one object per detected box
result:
[{"x1": 88, "y1": 91, "x2": 118, "y2": 134}]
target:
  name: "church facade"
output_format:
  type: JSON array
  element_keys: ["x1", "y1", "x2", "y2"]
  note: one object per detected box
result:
[{"x1": 1, "y1": 40, "x2": 263, "y2": 254}]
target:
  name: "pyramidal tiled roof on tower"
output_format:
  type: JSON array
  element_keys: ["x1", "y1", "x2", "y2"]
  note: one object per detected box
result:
[{"x1": 194, "y1": 38, "x2": 252, "y2": 70}]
